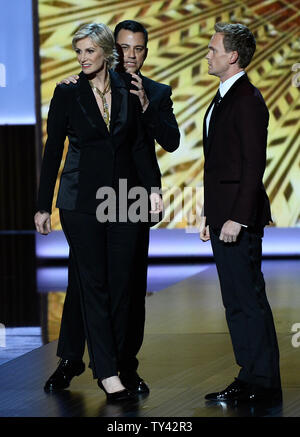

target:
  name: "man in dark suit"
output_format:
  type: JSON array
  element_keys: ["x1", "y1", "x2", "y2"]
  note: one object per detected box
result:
[
  {"x1": 46, "y1": 20, "x2": 180, "y2": 394},
  {"x1": 200, "y1": 23, "x2": 281, "y2": 403},
  {"x1": 113, "y1": 20, "x2": 180, "y2": 394}
]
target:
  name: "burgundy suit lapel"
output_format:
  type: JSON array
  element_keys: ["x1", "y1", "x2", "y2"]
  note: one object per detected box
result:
[
  {"x1": 203, "y1": 93, "x2": 218, "y2": 154},
  {"x1": 203, "y1": 74, "x2": 249, "y2": 156}
]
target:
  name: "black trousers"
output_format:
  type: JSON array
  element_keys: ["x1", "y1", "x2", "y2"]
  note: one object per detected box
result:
[
  {"x1": 57, "y1": 210, "x2": 150, "y2": 376},
  {"x1": 210, "y1": 227, "x2": 281, "y2": 389},
  {"x1": 58, "y1": 209, "x2": 141, "y2": 379},
  {"x1": 119, "y1": 224, "x2": 150, "y2": 373}
]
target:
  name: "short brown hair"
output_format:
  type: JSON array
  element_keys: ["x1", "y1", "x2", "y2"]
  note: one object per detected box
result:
[{"x1": 214, "y1": 22, "x2": 256, "y2": 68}]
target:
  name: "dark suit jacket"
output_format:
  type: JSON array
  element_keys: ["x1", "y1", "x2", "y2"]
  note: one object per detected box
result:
[
  {"x1": 140, "y1": 75, "x2": 180, "y2": 175},
  {"x1": 37, "y1": 70, "x2": 161, "y2": 215},
  {"x1": 203, "y1": 74, "x2": 272, "y2": 229}
]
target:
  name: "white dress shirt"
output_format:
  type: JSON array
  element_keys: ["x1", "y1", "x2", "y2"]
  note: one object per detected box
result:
[{"x1": 206, "y1": 71, "x2": 245, "y2": 136}]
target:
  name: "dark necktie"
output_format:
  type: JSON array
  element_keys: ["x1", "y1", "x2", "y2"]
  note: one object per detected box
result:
[{"x1": 208, "y1": 89, "x2": 222, "y2": 135}]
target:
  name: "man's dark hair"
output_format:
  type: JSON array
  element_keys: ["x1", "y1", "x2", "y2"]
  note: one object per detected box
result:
[
  {"x1": 214, "y1": 22, "x2": 256, "y2": 68},
  {"x1": 114, "y1": 20, "x2": 148, "y2": 47}
]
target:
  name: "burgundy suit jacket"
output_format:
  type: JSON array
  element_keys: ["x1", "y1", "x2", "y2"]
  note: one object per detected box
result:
[{"x1": 202, "y1": 74, "x2": 272, "y2": 229}]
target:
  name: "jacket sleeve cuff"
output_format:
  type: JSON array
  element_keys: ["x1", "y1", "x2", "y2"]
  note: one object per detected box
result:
[{"x1": 141, "y1": 101, "x2": 158, "y2": 127}]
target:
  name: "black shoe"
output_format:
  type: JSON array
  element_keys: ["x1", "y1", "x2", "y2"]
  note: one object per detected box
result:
[
  {"x1": 247, "y1": 385, "x2": 282, "y2": 403},
  {"x1": 44, "y1": 359, "x2": 85, "y2": 392},
  {"x1": 97, "y1": 379, "x2": 137, "y2": 403},
  {"x1": 205, "y1": 378, "x2": 282, "y2": 403},
  {"x1": 120, "y1": 371, "x2": 150, "y2": 394}
]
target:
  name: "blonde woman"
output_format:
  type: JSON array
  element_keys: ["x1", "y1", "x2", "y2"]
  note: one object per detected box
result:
[{"x1": 35, "y1": 23, "x2": 162, "y2": 402}]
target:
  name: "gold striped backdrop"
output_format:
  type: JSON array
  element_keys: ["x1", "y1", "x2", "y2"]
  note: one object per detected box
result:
[{"x1": 38, "y1": 0, "x2": 300, "y2": 229}]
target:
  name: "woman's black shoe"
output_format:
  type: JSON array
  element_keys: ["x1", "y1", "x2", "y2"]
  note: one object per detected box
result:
[
  {"x1": 97, "y1": 379, "x2": 137, "y2": 402},
  {"x1": 120, "y1": 371, "x2": 150, "y2": 394},
  {"x1": 44, "y1": 359, "x2": 85, "y2": 392}
]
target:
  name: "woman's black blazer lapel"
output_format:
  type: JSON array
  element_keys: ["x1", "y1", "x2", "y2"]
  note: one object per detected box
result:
[
  {"x1": 75, "y1": 71, "x2": 108, "y2": 136},
  {"x1": 75, "y1": 70, "x2": 129, "y2": 146},
  {"x1": 109, "y1": 70, "x2": 128, "y2": 138}
]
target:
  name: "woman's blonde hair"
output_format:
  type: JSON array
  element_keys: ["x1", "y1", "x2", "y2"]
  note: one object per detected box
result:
[{"x1": 72, "y1": 23, "x2": 118, "y2": 70}]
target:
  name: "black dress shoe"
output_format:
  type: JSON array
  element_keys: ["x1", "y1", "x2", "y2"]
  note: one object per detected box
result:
[
  {"x1": 44, "y1": 359, "x2": 85, "y2": 392},
  {"x1": 205, "y1": 379, "x2": 248, "y2": 401},
  {"x1": 205, "y1": 378, "x2": 282, "y2": 403},
  {"x1": 97, "y1": 380, "x2": 137, "y2": 402},
  {"x1": 247, "y1": 386, "x2": 282, "y2": 403},
  {"x1": 120, "y1": 371, "x2": 150, "y2": 394}
]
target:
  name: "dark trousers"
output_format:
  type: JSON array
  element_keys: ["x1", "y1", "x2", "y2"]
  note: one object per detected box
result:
[
  {"x1": 210, "y1": 227, "x2": 281, "y2": 389},
  {"x1": 119, "y1": 224, "x2": 150, "y2": 373},
  {"x1": 57, "y1": 212, "x2": 150, "y2": 376},
  {"x1": 58, "y1": 209, "x2": 141, "y2": 379}
]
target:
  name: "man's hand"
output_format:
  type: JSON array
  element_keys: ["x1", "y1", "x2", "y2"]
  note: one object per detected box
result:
[
  {"x1": 34, "y1": 211, "x2": 51, "y2": 235},
  {"x1": 56, "y1": 75, "x2": 79, "y2": 85},
  {"x1": 219, "y1": 220, "x2": 241, "y2": 243},
  {"x1": 149, "y1": 192, "x2": 163, "y2": 214},
  {"x1": 199, "y1": 216, "x2": 210, "y2": 242},
  {"x1": 130, "y1": 73, "x2": 149, "y2": 112}
]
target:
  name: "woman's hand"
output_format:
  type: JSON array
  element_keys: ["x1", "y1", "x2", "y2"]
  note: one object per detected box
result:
[
  {"x1": 149, "y1": 192, "x2": 163, "y2": 214},
  {"x1": 34, "y1": 211, "x2": 52, "y2": 235},
  {"x1": 199, "y1": 216, "x2": 210, "y2": 242}
]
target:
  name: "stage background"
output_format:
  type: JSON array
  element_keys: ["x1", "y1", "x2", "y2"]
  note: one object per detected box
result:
[
  {"x1": 37, "y1": 0, "x2": 300, "y2": 230},
  {"x1": 0, "y1": 0, "x2": 35, "y2": 125}
]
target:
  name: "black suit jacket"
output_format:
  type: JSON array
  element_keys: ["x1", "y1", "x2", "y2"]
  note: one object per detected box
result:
[
  {"x1": 203, "y1": 74, "x2": 271, "y2": 228},
  {"x1": 128, "y1": 74, "x2": 180, "y2": 226},
  {"x1": 140, "y1": 75, "x2": 180, "y2": 174},
  {"x1": 37, "y1": 70, "x2": 161, "y2": 215},
  {"x1": 141, "y1": 75, "x2": 180, "y2": 149}
]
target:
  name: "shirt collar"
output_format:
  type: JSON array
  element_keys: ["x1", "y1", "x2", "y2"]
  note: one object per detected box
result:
[{"x1": 219, "y1": 71, "x2": 245, "y2": 98}]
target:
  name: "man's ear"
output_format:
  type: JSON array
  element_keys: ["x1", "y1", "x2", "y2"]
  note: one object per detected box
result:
[
  {"x1": 229, "y1": 50, "x2": 239, "y2": 64},
  {"x1": 115, "y1": 43, "x2": 126, "y2": 72},
  {"x1": 139, "y1": 47, "x2": 148, "y2": 71}
]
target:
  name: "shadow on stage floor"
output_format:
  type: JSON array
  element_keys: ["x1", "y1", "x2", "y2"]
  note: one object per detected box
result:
[{"x1": 0, "y1": 260, "x2": 300, "y2": 417}]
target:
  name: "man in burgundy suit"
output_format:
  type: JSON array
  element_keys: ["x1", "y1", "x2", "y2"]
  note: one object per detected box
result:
[{"x1": 200, "y1": 23, "x2": 281, "y2": 403}]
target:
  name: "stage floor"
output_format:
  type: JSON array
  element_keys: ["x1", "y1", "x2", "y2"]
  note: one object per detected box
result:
[{"x1": 0, "y1": 260, "x2": 300, "y2": 418}]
